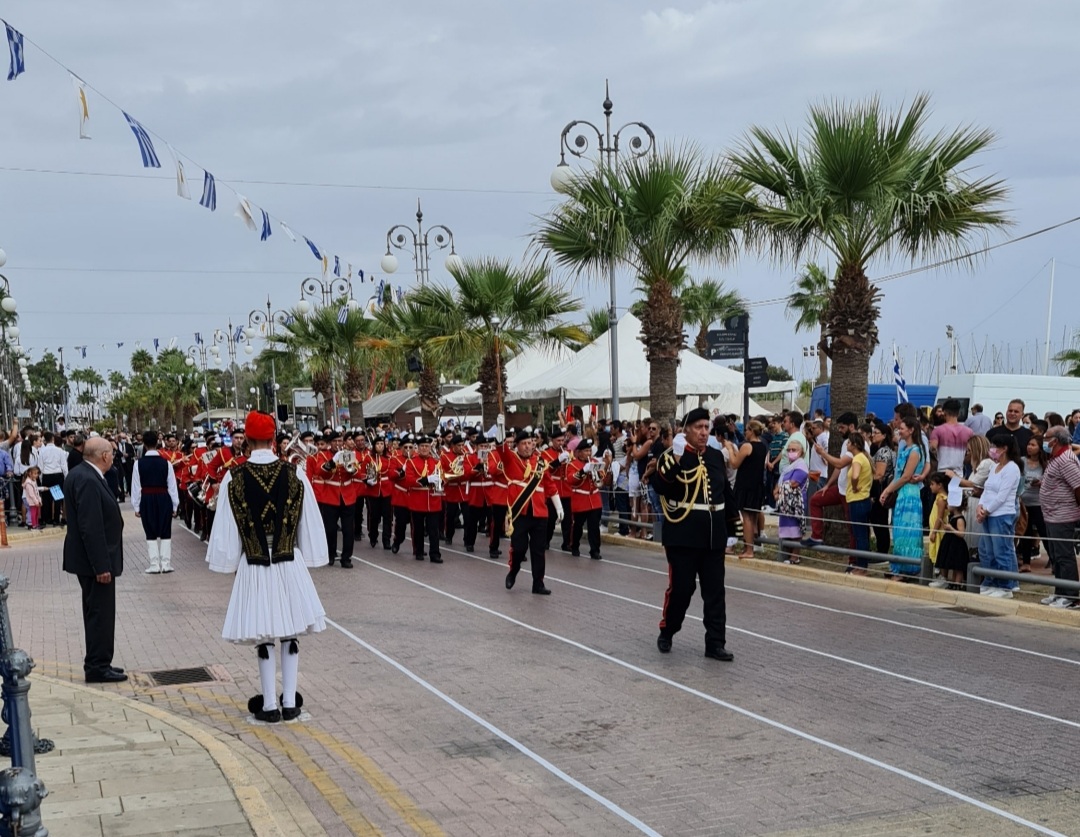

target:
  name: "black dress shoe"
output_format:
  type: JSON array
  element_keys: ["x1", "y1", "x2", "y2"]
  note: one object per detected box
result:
[
  {"x1": 590, "y1": 554, "x2": 602, "y2": 561},
  {"x1": 430, "y1": 556, "x2": 443, "y2": 564},
  {"x1": 657, "y1": 635, "x2": 672, "y2": 653},
  {"x1": 383, "y1": 543, "x2": 392, "y2": 550},
  {"x1": 531, "y1": 585, "x2": 551, "y2": 595},
  {"x1": 86, "y1": 670, "x2": 128, "y2": 683},
  {"x1": 559, "y1": 543, "x2": 569, "y2": 552},
  {"x1": 109, "y1": 666, "x2": 125, "y2": 675},
  {"x1": 488, "y1": 553, "x2": 500, "y2": 561},
  {"x1": 505, "y1": 571, "x2": 516, "y2": 590},
  {"x1": 339, "y1": 559, "x2": 354, "y2": 569},
  {"x1": 252, "y1": 707, "x2": 281, "y2": 723},
  {"x1": 391, "y1": 543, "x2": 400, "y2": 554},
  {"x1": 571, "y1": 550, "x2": 581, "y2": 557},
  {"x1": 369, "y1": 540, "x2": 377, "y2": 549},
  {"x1": 704, "y1": 647, "x2": 734, "y2": 662},
  {"x1": 415, "y1": 554, "x2": 425, "y2": 561},
  {"x1": 464, "y1": 545, "x2": 475, "y2": 553}
]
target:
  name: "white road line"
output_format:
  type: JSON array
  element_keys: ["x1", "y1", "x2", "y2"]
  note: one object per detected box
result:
[
  {"x1": 324, "y1": 618, "x2": 661, "y2": 837},
  {"x1": 596, "y1": 553, "x2": 1080, "y2": 667},
  {"x1": 358, "y1": 558, "x2": 1069, "y2": 837}
]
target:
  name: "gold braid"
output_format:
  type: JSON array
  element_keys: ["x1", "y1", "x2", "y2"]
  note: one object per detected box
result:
[{"x1": 659, "y1": 452, "x2": 710, "y2": 525}]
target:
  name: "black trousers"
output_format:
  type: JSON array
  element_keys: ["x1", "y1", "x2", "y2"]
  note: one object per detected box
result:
[
  {"x1": 509, "y1": 512, "x2": 547, "y2": 589},
  {"x1": 319, "y1": 500, "x2": 355, "y2": 562},
  {"x1": 546, "y1": 497, "x2": 572, "y2": 548},
  {"x1": 488, "y1": 504, "x2": 507, "y2": 557},
  {"x1": 572, "y1": 507, "x2": 602, "y2": 558},
  {"x1": 78, "y1": 574, "x2": 116, "y2": 675},
  {"x1": 392, "y1": 504, "x2": 411, "y2": 546},
  {"x1": 659, "y1": 546, "x2": 727, "y2": 652},
  {"x1": 353, "y1": 497, "x2": 366, "y2": 542},
  {"x1": 411, "y1": 511, "x2": 442, "y2": 560},
  {"x1": 462, "y1": 503, "x2": 488, "y2": 549},
  {"x1": 367, "y1": 496, "x2": 392, "y2": 546},
  {"x1": 41, "y1": 473, "x2": 64, "y2": 525},
  {"x1": 443, "y1": 501, "x2": 462, "y2": 543}
]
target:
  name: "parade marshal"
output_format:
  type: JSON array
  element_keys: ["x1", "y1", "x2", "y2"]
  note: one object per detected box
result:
[
  {"x1": 653, "y1": 408, "x2": 734, "y2": 662},
  {"x1": 206, "y1": 411, "x2": 328, "y2": 723}
]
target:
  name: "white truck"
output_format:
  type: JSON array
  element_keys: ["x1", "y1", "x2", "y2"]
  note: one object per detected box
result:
[{"x1": 934, "y1": 374, "x2": 1080, "y2": 420}]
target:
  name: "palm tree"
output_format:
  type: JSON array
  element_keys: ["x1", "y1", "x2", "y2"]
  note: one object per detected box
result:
[
  {"x1": 1054, "y1": 348, "x2": 1080, "y2": 377},
  {"x1": 537, "y1": 145, "x2": 747, "y2": 420},
  {"x1": 408, "y1": 258, "x2": 585, "y2": 428},
  {"x1": 579, "y1": 308, "x2": 611, "y2": 347},
  {"x1": 681, "y1": 278, "x2": 748, "y2": 355},
  {"x1": 786, "y1": 264, "x2": 832, "y2": 384},
  {"x1": 732, "y1": 94, "x2": 1010, "y2": 425}
]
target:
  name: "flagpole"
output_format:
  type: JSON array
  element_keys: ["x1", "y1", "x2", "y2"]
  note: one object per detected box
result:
[{"x1": 1043, "y1": 258, "x2": 1055, "y2": 375}]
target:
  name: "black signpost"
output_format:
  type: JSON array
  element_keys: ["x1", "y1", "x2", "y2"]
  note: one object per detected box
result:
[{"x1": 706, "y1": 315, "x2": 768, "y2": 424}]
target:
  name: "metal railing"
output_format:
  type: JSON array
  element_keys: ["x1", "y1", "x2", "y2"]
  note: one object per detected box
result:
[
  {"x1": 756, "y1": 536, "x2": 930, "y2": 579},
  {"x1": 965, "y1": 566, "x2": 1080, "y2": 597}
]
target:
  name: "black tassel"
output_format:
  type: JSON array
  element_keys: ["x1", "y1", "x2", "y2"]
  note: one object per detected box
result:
[
  {"x1": 286, "y1": 638, "x2": 299, "y2": 655},
  {"x1": 257, "y1": 642, "x2": 274, "y2": 660}
]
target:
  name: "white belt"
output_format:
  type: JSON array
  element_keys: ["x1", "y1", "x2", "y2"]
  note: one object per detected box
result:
[
  {"x1": 473, "y1": 481, "x2": 493, "y2": 487},
  {"x1": 572, "y1": 489, "x2": 596, "y2": 495},
  {"x1": 667, "y1": 501, "x2": 724, "y2": 512}
]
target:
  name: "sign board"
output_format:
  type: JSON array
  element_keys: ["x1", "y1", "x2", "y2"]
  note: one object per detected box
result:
[
  {"x1": 745, "y1": 356, "x2": 769, "y2": 374},
  {"x1": 292, "y1": 388, "x2": 318, "y2": 409},
  {"x1": 707, "y1": 345, "x2": 745, "y2": 361},
  {"x1": 16, "y1": 409, "x2": 30, "y2": 419},
  {"x1": 705, "y1": 328, "x2": 747, "y2": 361},
  {"x1": 706, "y1": 330, "x2": 746, "y2": 346},
  {"x1": 745, "y1": 371, "x2": 770, "y2": 388}
]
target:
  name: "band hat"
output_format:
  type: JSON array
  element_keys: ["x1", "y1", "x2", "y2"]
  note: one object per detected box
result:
[
  {"x1": 514, "y1": 429, "x2": 533, "y2": 443},
  {"x1": 244, "y1": 411, "x2": 276, "y2": 441},
  {"x1": 416, "y1": 435, "x2": 434, "y2": 444},
  {"x1": 550, "y1": 427, "x2": 566, "y2": 439},
  {"x1": 683, "y1": 407, "x2": 710, "y2": 427},
  {"x1": 450, "y1": 434, "x2": 464, "y2": 445},
  {"x1": 323, "y1": 430, "x2": 340, "y2": 442}
]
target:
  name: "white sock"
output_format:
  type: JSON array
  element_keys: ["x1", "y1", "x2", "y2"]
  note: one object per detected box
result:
[
  {"x1": 280, "y1": 639, "x2": 299, "y2": 708},
  {"x1": 257, "y1": 645, "x2": 277, "y2": 711},
  {"x1": 146, "y1": 540, "x2": 160, "y2": 563}
]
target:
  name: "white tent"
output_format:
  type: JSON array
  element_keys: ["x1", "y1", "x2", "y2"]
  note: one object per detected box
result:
[
  {"x1": 510, "y1": 312, "x2": 767, "y2": 413},
  {"x1": 441, "y1": 344, "x2": 577, "y2": 407}
]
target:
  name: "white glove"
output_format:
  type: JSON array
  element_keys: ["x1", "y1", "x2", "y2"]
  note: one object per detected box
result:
[
  {"x1": 366, "y1": 478, "x2": 377, "y2": 487},
  {"x1": 672, "y1": 433, "x2": 687, "y2": 457},
  {"x1": 332, "y1": 450, "x2": 345, "y2": 464},
  {"x1": 555, "y1": 500, "x2": 565, "y2": 522},
  {"x1": 430, "y1": 474, "x2": 443, "y2": 491},
  {"x1": 558, "y1": 451, "x2": 569, "y2": 463},
  {"x1": 583, "y1": 462, "x2": 594, "y2": 474}
]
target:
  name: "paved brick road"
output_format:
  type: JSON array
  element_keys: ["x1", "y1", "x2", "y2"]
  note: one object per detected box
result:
[{"x1": 4, "y1": 511, "x2": 1079, "y2": 836}]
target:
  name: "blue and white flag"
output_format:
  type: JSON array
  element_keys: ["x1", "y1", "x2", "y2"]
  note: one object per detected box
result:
[
  {"x1": 357, "y1": 269, "x2": 364, "y2": 283},
  {"x1": 259, "y1": 209, "x2": 272, "y2": 241},
  {"x1": 199, "y1": 171, "x2": 217, "y2": 210},
  {"x1": 116, "y1": 342, "x2": 124, "y2": 348},
  {"x1": 194, "y1": 332, "x2": 202, "y2": 345},
  {"x1": 376, "y1": 279, "x2": 385, "y2": 307},
  {"x1": 333, "y1": 256, "x2": 341, "y2": 277},
  {"x1": 279, "y1": 221, "x2": 297, "y2": 242},
  {"x1": 5, "y1": 22, "x2": 25, "y2": 81},
  {"x1": 303, "y1": 237, "x2": 322, "y2": 260},
  {"x1": 282, "y1": 313, "x2": 295, "y2": 327},
  {"x1": 336, "y1": 305, "x2": 348, "y2": 325},
  {"x1": 122, "y1": 112, "x2": 161, "y2": 168},
  {"x1": 396, "y1": 286, "x2": 404, "y2": 303},
  {"x1": 893, "y1": 345, "x2": 908, "y2": 405},
  {"x1": 79, "y1": 346, "x2": 87, "y2": 359},
  {"x1": 233, "y1": 324, "x2": 243, "y2": 342},
  {"x1": 153, "y1": 338, "x2": 160, "y2": 352}
]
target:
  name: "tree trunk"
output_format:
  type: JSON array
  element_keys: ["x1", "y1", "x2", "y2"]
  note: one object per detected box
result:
[
  {"x1": 348, "y1": 394, "x2": 365, "y2": 428},
  {"x1": 477, "y1": 348, "x2": 505, "y2": 430},
  {"x1": 649, "y1": 356, "x2": 680, "y2": 424},
  {"x1": 418, "y1": 364, "x2": 440, "y2": 433},
  {"x1": 694, "y1": 325, "x2": 708, "y2": 356},
  {"x1": 817, "y1": 322, "x2": 829, "y2": 384},
  {"x1": 640, "y1": 278, "x2": 685, "y2": 423}
]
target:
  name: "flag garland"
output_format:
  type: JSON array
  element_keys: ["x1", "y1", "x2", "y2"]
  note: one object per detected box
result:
[
  {"x1": 123, "y1": 112, "x2": 161, "y2": 168},
  {"x1": 199, "y1": 171, "x2": 217, "y2": 210},
  {"x1": 70, "y1": 73, "x2": 90, "y2": 138},
  {"x1": 5, "y1": 21, "x2": 24, "y2": 81}
]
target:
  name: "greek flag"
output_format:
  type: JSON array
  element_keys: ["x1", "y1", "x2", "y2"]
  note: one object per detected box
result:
[
  {"x1": 357, "y1": 269, "x2": 365, "y2": 283},
  {"x1": 153, "y1": 338, "x2": 160, "y2": 351},
  {"x1": 893, "y1": 345, "x2": 908, "y2": 405},
  {"x1": 79, "y1": 346, "x2": 87, "y2": 359},
  {"x1": 200, "y1": 171, "x2": 216, "y2": 210},
  {"x1": 337, "y1": 305, "x2": 349, "y2": 325},
  {"x1": 116, "y1": 342, "x2": 124, "y2": 348},
  {"x1": 376, "y1": 279, "x2": 385, "y2": 307},
  {"x1": 195, "y1": 332, "x2": 202, "y2": 345},
  {"x1": 5, "y1": 22, "x2": 25, "y2": 81},
  {"x1": 122, "y1": 112, "x2": 161, "y2": 168},
  {"x1": 303, "y1": 237, "x2": 322, "y2": 260},
  {"x1": 282, "y1": 314, "x2": 295, "y2": 326},
  {"x1": 333, "y1": 256, "x2": 341, "y2": 277},
  {"x1": 233, "y1": 325, "x2": 243, "y2": 342},
  {"x1": 260, "y1": 209, "x2": 271, "y2": 241}
]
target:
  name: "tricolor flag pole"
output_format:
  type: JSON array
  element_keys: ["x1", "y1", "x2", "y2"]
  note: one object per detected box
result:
[{"x1": 893, "y1": 343, "x2": 909, "y2": 405}]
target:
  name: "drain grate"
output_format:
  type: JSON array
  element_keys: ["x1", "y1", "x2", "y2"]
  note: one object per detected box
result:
[
  {"x1": 943, "y1": 606, "x2": 1005, "y2": 617},
  {"x1": 144, "y1": 666, "x2": 217, "y2": 686}
]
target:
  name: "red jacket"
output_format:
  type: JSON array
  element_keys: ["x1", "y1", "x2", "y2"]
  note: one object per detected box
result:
[
  {"x1": 206, "y1": 447, "x2": 247, "y2": 483},
  {"x1": 542, "y1": 446, "x2": 572, "y2": 499},
  {"x1": 463, "y1": 452, "x2": 493, "y2": 508},
  {"x1": 502, "y1": 450, "x2": 558, "y2": 518},
  {"x1": 306, "y1": 450, "x2": 358, "y2": 506},
  {"x1": 388, "y1": 452, "x2": 410, "y2": 507},
  {"x1": 353, "y1": 450, "x2": 374, "y2": 499},
  {"x1": 487, "y1": 448, "x2": 508, "y2": 507},
  {"x1": 566, "y1": 458, "x2": 603, "y2": 513},
  {"x1": 440, "y1": 449, "x2": 468, "y2": 504},
  {"x1": 403, "y1": 454, "x2": 442, "y2": 513}
]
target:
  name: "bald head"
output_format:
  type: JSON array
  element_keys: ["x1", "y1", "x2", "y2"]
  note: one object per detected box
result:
[{"x1": 83, "y1": 437, "x2": 112, "y2": 464}]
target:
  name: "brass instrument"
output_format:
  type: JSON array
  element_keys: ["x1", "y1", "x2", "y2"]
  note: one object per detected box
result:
[
  {"x1": 341, "y1": 450, "x2": 359, "y2": 475},
  {"x1": 365, "y1": 458, "x2": 378, "y2": 482},
  {"x1": 283, "y1": 433, "x2": 314, "y2": 465},
  {"x1": 448, "y1": 455, "x2": 465, "y2": 478}
]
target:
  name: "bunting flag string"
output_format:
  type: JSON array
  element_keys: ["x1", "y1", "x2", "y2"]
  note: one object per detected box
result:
[
  {"x1": 194, "y1": 332, "x2": 202, "y2": 345},
  {"x1": 70, "y1": 73, "x2": 90, "y2": 138},
  {"x1": 4, "y1": 21, "x2": 24, "y2": 81},
  {"x1": 3, "y1": 19, "x2": 374, "y2": 287},
  {"x1": 336, "y1": 305, "x2": 349, "y2": 325}
]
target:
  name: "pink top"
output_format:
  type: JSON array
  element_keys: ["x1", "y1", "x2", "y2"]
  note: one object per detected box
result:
[{"x1": 22, "y1": 481, "x2": 42, "y2": 507}]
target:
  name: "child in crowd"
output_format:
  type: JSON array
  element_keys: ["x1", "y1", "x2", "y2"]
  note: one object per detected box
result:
[
  {"x1": 927, "y1": 472, "x2": 949, "y2": 582},
  {"x1": 22, "y1": 467, "x2": 42, "y2": 530},
  {"x1": 933, "y1": 490, "x2": 970, "y2": 590},
  {"x1": 775, "y1": 438, "x2": 808, "y2": 565}
]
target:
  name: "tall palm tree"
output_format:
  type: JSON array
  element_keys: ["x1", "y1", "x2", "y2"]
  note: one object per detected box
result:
[
  {"x1": 579, "y1": 308, "x2": 611, "y2": 347},
  {"x1": 537, "y1": 145, "x2": 747, "y2": 420},
  {"x1": 681, "y1": 278, "x2": 748, "y2": 356},
  {"x1": 1054, "y1": 348, "x2": 1080, "y2": 377},
  {"x1": 409, "y1": 258, "x2": 585, "y2": 428},
  {"x1": 732, "y1": 94, "x2": 1010, "y2": 425},
  {"x1": 785, "y1": 263, "x2": 832, "y2": 384}
]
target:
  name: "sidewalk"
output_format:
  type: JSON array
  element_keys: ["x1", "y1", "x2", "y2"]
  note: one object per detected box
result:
[{"x1": 28, "y1": 674, "x2": 327, "y2": 837}]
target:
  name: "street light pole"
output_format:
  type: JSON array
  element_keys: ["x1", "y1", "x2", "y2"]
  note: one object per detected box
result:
[
  {"x1": 213, "y1": 322, "x2": 250, "y2": 422},
  {"x1": 550, "y1": 81, "x2": 655, "y2": 422},
  {"x1": 295, "y1": 278, "x2": 359, "y2": 427},
  {"x1": 248, "y1": 296, "x2": 292, "y2": 419},
  {"x1": 491, "y1": 315, "x2": 504, "y2": 438},
  {"x1": 381, "y1": 199, "x2": 463, "y2": 287}
]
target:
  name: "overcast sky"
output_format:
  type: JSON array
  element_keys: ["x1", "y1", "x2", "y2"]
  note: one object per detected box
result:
[{"x1": 1, "y1": 0, "x2": 1078, "y2": 389}]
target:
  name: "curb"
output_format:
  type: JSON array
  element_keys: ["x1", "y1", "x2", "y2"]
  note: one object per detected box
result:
[
  {"x1": 3, "y1": 526, "x2": 66, "y2": 546},
  {"x1": 36, "y1": 674, "x2": 328, "y2": 837},
  {"x1": 601, "y1": 533, "x2": 1080, "y2": 628}
]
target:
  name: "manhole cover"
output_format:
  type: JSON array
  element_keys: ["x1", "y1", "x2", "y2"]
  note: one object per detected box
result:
[
  {"x1": 141, "y1": 666, "x2": 222, "y2": 687},
  {"x1": 943, "y1": 606, "x2": 1004, "y2": 617}
]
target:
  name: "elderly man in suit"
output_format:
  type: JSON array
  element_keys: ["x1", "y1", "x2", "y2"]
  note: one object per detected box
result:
[{"x1": 63, "y1": 436, "x2": 127, "y2": 683}]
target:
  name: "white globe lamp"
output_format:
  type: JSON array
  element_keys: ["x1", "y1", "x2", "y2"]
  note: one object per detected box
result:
[
  {"x1": 550, "y1": 163, "x2": 576, "y2": 193},
  {"x1": 380, "y1": 254, "x2": 399, "y2": 274}
]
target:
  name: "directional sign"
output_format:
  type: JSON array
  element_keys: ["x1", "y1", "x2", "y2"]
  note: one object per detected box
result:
[
  {"x1": 706, "y1": 329, "x2": 746, "y2": 346},
  {"x1": 707, "y1": 345, "x2": 744, "y2": 361},
  {"x1": 745, "y1": 356, "x2": 769, "y2": 374},
  {"x1": 745, "y1": 371, "x2": 770, "y2": 388}
]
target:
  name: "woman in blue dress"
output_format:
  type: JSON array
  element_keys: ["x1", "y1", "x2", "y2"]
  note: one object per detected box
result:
[{"x1": 879, "y1": 417, "x2": 924, "y2": 578}]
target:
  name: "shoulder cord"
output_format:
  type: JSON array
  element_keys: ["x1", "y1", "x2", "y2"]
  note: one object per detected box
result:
[{"x1": 659, "y1": 459, "x2": 707, "y2": 525}]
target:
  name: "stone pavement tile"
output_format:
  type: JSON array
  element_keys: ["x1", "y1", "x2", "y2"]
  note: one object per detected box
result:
[
  {"x1": 99, "y1": 767, "x2": 229, "y2": 797},
  {"x1": 42, "y1": 779, "x2": 103, "y2": 804},
  {"x1": 42, "y1": 814, "x2": 103, "y2": 837},
  {"x1": 48, "y1": 729, "x2": 167, "y2": 751},
  {"x1": 100, "y1": 800, "x2": 249, "y2": 837},
  {"x1": 120, "y1": 784, "x2": 238, "y2": 812},
  {"x1": 45, "y1": 794, "x2": 122, "y2": 819}
]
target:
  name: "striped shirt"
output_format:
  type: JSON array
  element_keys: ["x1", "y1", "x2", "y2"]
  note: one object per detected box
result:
[{"x1": 1040, "y1": 452, "x2": 1080, "y2": 524}]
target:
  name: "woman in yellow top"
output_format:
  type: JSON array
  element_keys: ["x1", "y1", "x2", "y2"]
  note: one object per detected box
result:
[{"x1": 845, "y1": 431, "x2": 873, "y2": 575}]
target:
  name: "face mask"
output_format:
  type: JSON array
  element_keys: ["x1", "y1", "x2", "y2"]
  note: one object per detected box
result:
[
  {"x1": 1022, "y1": 422, "x2": 1031, "y2": 429},
  {"x1": 786, "y1": 450, "x2": 800, "y2": 461},
  {"x1": 988, "y1": 449, "x2": 1001, "y2": 462},
  {"x1": 1043, "y1": 442, "x2": 1053, "y2": 454}
]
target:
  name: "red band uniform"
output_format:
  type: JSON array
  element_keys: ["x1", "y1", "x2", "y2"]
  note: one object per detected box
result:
[
  {"x1": 402, "y1": 437, "x2": 443, "y2": 563},
  {"x1": 566, "y1": 446, "x2": 604, "y2": 560},
  {"x1": 502, "y1": 434, "x2": 560, "y2": 594}
]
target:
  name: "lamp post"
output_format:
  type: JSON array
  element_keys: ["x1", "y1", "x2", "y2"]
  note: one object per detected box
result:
[
  {"x1": 550, "y1": 81, "x2": 655, "y2": 422},
  {"x1": 186, "y1": 343, "x2": 214, "y2": 428},
  {"x1": 380, "y1": 199, "x2": 463, "y2": 287},
  {"x1": 295, "y1": 279, "x2": 359, "y2": 427},
  {"x1": 491, "y1": 315, "x2": 504, "y2": 435},
  {"x1": 247, "y1": 297, "x2": 291, "y2": 419},
  {"x1": 213, "y1": 322, "x2": 250, "y2": 421}
]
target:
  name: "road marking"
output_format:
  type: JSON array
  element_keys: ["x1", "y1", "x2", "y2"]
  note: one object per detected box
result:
[
  {"x1": 325, "y1": 618, "x2": 663, "y2": 837},
  {"x1": 358, "y1": 557, "x2": 1070, "y2": 837}
]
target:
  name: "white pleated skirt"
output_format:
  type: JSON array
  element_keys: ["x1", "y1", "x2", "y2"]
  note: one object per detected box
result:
[{"x1": 220, "y1": 550, "x2": 326, "y2": 644}]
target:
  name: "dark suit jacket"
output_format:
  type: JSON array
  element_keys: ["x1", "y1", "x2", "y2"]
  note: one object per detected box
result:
[{"x1": 63, "y1": 462, "x2": 124, "y2": 578}]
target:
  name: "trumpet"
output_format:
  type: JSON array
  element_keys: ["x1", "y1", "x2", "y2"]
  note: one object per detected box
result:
[
  {"x1": 341, "y1": 450, "x2": 359, "y2": 475},
  {"x1": 283, "y1": 433, "x2": 314, "y2": 465}
]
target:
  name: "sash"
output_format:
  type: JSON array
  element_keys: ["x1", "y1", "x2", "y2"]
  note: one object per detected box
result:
[{"x1": 508, "y1": 459, "x2": 546, "y2": 525}]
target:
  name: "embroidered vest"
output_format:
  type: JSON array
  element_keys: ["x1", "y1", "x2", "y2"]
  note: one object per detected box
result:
[{"x1": 228, "y1": 460, "x2": 304, "y2": 565}]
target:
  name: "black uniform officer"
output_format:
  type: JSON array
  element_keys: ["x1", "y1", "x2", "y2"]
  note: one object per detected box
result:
[{"x1": 653, "y1": 407, "x2": 733, "y2": 661}]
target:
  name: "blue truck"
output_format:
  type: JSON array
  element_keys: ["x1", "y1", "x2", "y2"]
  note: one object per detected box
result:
[{"x1": 808, "y1": 383, "x2": 938, "y2": 419}]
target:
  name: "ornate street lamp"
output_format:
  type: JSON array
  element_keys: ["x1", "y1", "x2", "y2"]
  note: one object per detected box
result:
[{"x1": 381, "y1": 199, "x2": 462, "y2": 286}]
